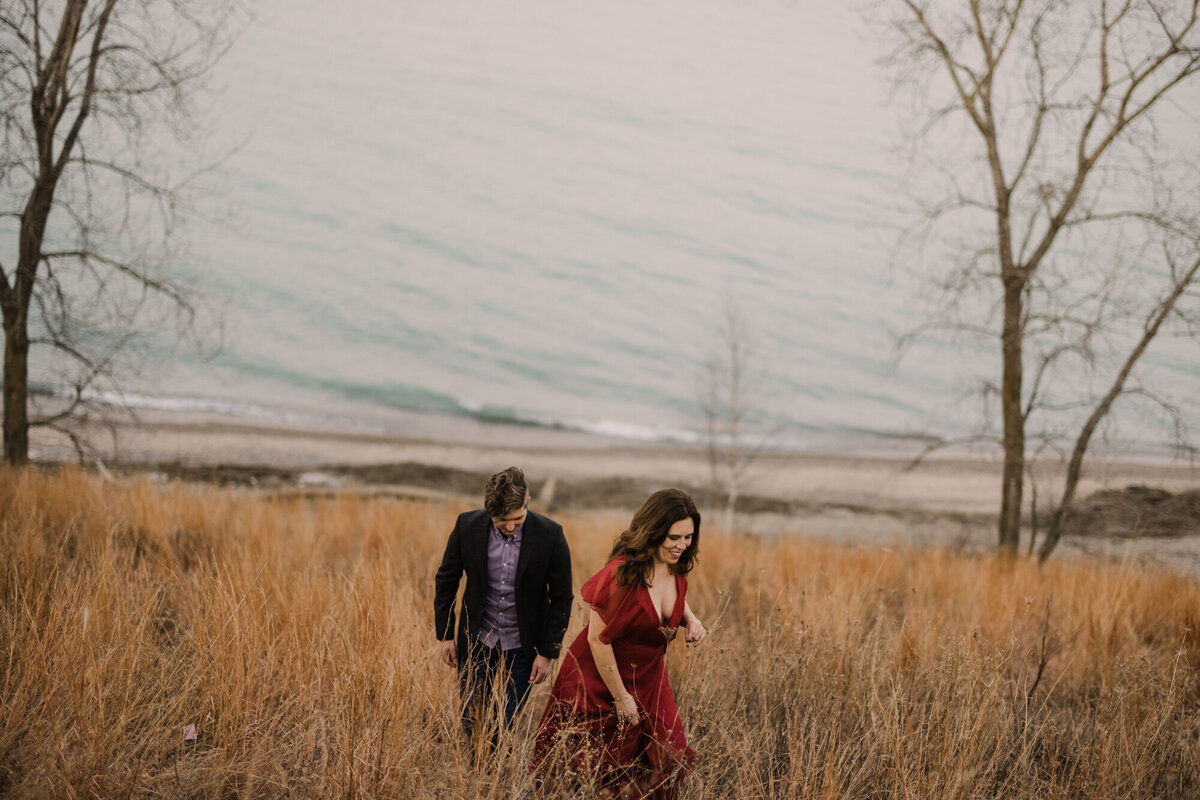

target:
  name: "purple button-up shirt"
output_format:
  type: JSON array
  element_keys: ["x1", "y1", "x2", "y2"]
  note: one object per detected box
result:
[{"x1": 477, "y1": 521, "x2": 523, "y2": 651}]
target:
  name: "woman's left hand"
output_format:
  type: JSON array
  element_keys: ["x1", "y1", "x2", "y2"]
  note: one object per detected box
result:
[{"x1": 684, "y1": 617, "x2": 706, "y2": 644}]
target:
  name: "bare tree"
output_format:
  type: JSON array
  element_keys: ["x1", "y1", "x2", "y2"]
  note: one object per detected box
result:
[
  {"x1": 0, "y1": 0, "x2": 242, "y2": 466},
  {"x1": 697, "y1": 289, "x2": 771, "y2": 533},
  {"x1": 881, "y1": 0, "x2": 1200, "y2": 559}
]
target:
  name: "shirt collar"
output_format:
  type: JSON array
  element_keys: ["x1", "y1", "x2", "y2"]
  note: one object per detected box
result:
[{"x1": 489, "y1": 521, "x2": 524, "y2": 542}]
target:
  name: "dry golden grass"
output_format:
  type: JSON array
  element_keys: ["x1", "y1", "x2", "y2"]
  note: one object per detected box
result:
[{"x1": 1, "y1": 465, "x2": 1198, "y2": 799}]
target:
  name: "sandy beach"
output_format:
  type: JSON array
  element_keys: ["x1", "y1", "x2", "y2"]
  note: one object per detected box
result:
[{"x1": 29, "y1": 407, "x2": 1200, "y2": 574}]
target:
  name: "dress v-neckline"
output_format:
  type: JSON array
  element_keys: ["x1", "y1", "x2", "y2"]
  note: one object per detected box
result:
[{"x1": 641, "y1": 572, "x2": 682, "y2": 627}]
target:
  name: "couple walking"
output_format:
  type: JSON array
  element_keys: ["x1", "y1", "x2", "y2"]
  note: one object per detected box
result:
[{"x1": 433, "y1": 466, "x2": 706, "y2": 798}]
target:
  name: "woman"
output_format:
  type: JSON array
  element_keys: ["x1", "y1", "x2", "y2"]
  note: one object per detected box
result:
[{"x1": 532, "y1": 488, "x2": 706, "y2": 798}]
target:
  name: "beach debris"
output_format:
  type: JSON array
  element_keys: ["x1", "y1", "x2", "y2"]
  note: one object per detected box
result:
[{"x1": 297, "y1": 471, "x2": 343, "y2": 488}]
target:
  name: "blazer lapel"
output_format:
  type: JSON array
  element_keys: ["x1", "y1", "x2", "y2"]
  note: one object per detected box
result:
[
  {"x1": 469, "y1": 514, "x2": 490, "y2": 583},
  {"x1": 514, "y1": 514, "x2": 536, "y2": 586}
]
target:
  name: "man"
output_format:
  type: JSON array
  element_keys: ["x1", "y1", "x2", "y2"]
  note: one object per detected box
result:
[{"x1": 434, "y1": 466, "x2": 573, "y2": 743}]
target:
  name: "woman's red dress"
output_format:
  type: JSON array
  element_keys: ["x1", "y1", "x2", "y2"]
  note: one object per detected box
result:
[{"x1": 532, "y1": 557, "x2": 696, "y2": 797}]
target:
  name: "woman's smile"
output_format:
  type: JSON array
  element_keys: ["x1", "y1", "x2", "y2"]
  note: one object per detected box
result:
[{"x1": 655, "y1": 518, "x2": 694, "y2": 565}]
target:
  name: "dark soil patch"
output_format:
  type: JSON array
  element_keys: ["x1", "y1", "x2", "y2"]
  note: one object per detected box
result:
[
  {"x1": 99, "y1": 462, "x2": 1198, "y2": 539},
  {"x1": 103, "y1": 459, "x2": 996, "y2": 530},
  {"x1": 1060, "y1": 485, "x2": 1200, "y2": 538}
]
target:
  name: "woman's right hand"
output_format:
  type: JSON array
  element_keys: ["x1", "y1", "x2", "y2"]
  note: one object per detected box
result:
[{"x1": 614, "y1": 693, "x2": 639, "y2": 726}]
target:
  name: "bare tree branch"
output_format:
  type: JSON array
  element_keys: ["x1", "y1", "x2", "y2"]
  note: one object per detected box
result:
[
  {"x1": 881, "y1": 0, "x2": 1200, "y2": 558},
  {"x1": 1038, "y1": 250, "x2": 1200, "y2": 560},
  {"x1": 1, "y1": 1, "x2": 243, "y2": 465},
  {"x1": 41, "y1": 250, "x2": 196, "y2": 314}
]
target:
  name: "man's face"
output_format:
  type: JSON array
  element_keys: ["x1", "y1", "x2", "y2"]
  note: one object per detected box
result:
[{"x1": 491, "y1": 506, "x2": 527, "y2": 536}]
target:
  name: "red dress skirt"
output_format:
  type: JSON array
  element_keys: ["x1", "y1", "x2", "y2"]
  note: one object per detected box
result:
[{"x1": 532, "y1": 557, "x2": 696, "y2": 797}]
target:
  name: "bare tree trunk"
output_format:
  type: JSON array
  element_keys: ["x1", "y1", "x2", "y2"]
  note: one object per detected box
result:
[
  {"x1": 999, "y1": 277, "x2": 1025, "y2": 556},
  {"x1": 1, "y1": 1, "x2": 104, "y2": 465},
  {"x1": 3, "y1": 140, "x2": 65, "y2": 465},
  {"x1": 698, "y1": 288, "x2": 762, "y2": 532},
  {"x1": 2, "y1": 320, "x2": 30, "y2": 466},
  {"x1": 3, "y1": 173, "x2": 57, "y2": 465},
  {"x1": 724, "y1": 485, "x2": 738, "y2": 535}
]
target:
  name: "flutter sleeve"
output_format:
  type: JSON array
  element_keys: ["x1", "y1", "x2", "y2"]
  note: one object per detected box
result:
[{"x1": 580, "y1": 557, "x2": 636, "y2": 644}]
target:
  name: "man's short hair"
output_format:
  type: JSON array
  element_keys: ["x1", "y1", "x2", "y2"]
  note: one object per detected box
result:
[{"x1": 484, "y1": 466, "x2": 529, "y2": 518}]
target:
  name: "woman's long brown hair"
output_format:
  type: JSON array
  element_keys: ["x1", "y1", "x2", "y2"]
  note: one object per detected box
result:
[{"x1": 609, "y1": 488, "x2": 701, "y2": 588}]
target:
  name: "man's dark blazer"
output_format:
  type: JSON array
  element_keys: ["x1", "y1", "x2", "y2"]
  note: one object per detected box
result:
[{"x1": 434, "y1": 508, "x2": 573, "y2": 664}]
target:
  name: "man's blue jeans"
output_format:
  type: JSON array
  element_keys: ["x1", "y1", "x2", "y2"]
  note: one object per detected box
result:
[{"x1": 459, "y1": 640, "x2": 534, "y2": 746}]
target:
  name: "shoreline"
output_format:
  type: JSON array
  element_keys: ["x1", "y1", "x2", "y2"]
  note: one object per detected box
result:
[{"x1": 27, "y1": 406, "x2": 1200, "y2": 574}]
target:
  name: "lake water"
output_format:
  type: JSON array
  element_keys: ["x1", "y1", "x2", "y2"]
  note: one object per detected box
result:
[{"x1": 21, "y1": 0, "x2": 1200, "y2": 455}]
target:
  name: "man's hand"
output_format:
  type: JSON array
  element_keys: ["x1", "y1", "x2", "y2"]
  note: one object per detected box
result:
[
  {"x1": 439, "y1": 639, "x2": 457, "y2": 668},
  {"x1": 530, "y1": 654, "x2": 553, "y2": 684}
]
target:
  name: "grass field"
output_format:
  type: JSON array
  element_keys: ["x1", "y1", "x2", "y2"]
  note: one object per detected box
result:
[{"x1": 2, "y1": 465, "x2": 1198, "y2": 798}]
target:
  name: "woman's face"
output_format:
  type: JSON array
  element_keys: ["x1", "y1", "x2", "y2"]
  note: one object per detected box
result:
[{"x1": 654, "y1": 517, "x2": 695, "y2": 565}]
